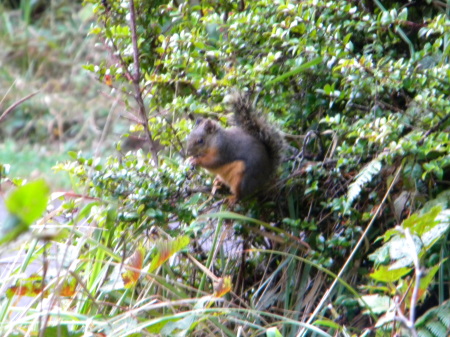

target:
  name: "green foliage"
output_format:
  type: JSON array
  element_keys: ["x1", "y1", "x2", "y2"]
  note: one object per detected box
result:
[
  {"x1": 363, "y1": 205, "x2": 450, "y2": 333},
  {"x1": 57, "y1": 151, "x2": 198, "y2": 230},
  {"x1": 369, "y1": 206, "x2": 450, "y2": 270},
  {"x1": 0, "y1": 179, "x2": 49, "y2": 245},
  {"x1": 5, "y1": 179, "x2": 49, "y2": 226},
  {"x1": 416, "y1": 301, "x2": 450, "y2": 337}
]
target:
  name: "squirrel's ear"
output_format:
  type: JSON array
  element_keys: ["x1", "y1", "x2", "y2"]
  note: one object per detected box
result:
[{"x1": 203, "y1": 119, "x2": 217, "y2": 133}]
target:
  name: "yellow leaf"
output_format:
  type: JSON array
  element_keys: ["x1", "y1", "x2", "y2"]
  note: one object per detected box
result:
[
  {"x1": 148, "y1": 236, "x2": 189, "y2": 273},
  {"x1": 214, "y1": 276, "x2": 232, "y2": 297},
  {"x1": 122, "y1": 246, "x2": 145, "y2": 288}
]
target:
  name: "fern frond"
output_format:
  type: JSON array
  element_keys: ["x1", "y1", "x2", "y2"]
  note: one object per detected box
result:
[
  {"x1": 416, "y1": 300, "x2": 450, "y2": 337},
  {"x1": 345, "y1": 158, "x2": 382, "y2": 211},
  {"x1": 417, "y1": 330, "x2": 434, "y2": 337},
  {"x1": 426, "y1": 321, "x2": 447, "y2": 337},
  {"x1": 436, "y1": 307, "x2": 450, "y2": 328}
]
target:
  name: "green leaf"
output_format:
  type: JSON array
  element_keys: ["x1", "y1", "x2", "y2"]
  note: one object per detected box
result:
[
  {"x1": 343, "y1": 33, "x2": 352, "y2": 44},
  {"x1": 266, "y1": 327, "x2": 284, "y2": 337},
  {"x1": 146, "y1": 317, "x2": 179, "y2": 334},
  {"x1": 419, "y1": 262, "x2": 445, "y2": 297},
  {"x1": 402, "y1": 206, "x2": 450, "y2": 250},
  {"x1": 264, "y1": 57, "x2": 322, "y2": 87},
  {"x1": 1, "y1": 180, "x2": 50, "y2": 245},
  {"x1": 403, "y1": 206, "x2": 441, "y2": 237},
  {"x1": 75, "y1": 201, "x2": 100, "y2": 223},
  {"x1": 359, "y1": 294, "x2": 392, "y2": 314},
  {"x1": 5, "y1": 179, "x2": 50, "y2": 226},
  {"x1": 313, "y1": 319, "x2": 342, "y2": 330},
  {"x1": 88, "y1": 26, "x2": 102, "y2": 35},
  {"x1": 68, "y1": 151, "x2": 78, "y2": 159},
  {"x1": 398, "y1": 8, "x2": 408, "y2": 21},
  {"x1": 370, "y1": 206, "x2": 450, "y2": 272},
  {"x1": 161, "y1": 314, "x2": 197, "y2": 336},
  {"x1": 370, "y1": 265, "x2": 412, "y2": 283},
  {"x1": 380, "y1": 11, "x2": 393, "y2": 25}
]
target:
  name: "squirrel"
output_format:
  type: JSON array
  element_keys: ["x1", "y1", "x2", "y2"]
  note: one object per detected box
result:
[{"x1": 186, "y1": 90, "x2": 284, "y2": 202}]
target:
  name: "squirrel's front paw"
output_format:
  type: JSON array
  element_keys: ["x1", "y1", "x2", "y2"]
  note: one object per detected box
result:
[
  {"x1": 212, "y1": 177, "x2": 225, "y2": 195},
  {"x1": 187, "y1": 156, "x2": 199, "y2": 167}
]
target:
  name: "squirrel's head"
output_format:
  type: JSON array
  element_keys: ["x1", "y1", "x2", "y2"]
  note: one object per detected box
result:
[{"x1": 186, "y1": 118, "x2": 219, "y2": 157}]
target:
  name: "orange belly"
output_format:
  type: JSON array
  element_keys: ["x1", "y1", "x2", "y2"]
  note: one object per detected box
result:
[{"x1": 208, "y1": 160, "x2": 245, "y2": 196}]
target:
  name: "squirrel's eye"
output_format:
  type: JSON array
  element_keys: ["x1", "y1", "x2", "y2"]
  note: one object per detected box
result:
[{"x1": 197, "y1": 138, "x2": 204, "y2": 144}]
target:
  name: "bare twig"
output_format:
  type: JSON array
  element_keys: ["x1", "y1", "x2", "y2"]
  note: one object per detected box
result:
[
  {"x1": 0, "y1": 91, "x2": 40, "y2": 124},
  {"x1": 418, "y1": 112, "x2": 450, "y2": 146},
  {"x1": 394, "y1": 297, "x2": 419, "y2": 337},
  {"x1": 128, "y1": 0, "x2": 159, "y2": 166},
  {"x1": 393, "y1": 302, "x2": 418, "y2": 337}
]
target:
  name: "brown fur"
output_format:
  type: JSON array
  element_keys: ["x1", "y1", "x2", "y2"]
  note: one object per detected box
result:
[{"x1": 186, "y1": 92, "x2": 284, "y2": 200}]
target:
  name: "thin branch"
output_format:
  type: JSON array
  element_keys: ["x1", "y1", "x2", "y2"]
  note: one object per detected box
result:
[
  {"x1": 418, "y1": 112, "x2": 450, "y2": 145},
  {"x1": 394, "y1": 296, "x2": 419, "y2": 337},
  {"x1": 128, "y1": 0, "x2": 159, "y2": 167},
  {"x1": 404, "y1": 228, "x2": 422, "y2": 328},
  {"x1": 0, "y1": 91, "x2": 40, "y2": 124}
]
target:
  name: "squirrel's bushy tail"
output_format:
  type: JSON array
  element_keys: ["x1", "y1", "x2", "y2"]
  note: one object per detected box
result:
[{"x1": 224, "y1": 90, "x2": 285, "y2": 173}]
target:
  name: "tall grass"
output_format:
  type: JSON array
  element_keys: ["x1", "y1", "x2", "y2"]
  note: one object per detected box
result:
[{"x1": 0, "y1": 0, "x2": 118, "y2": 184}]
